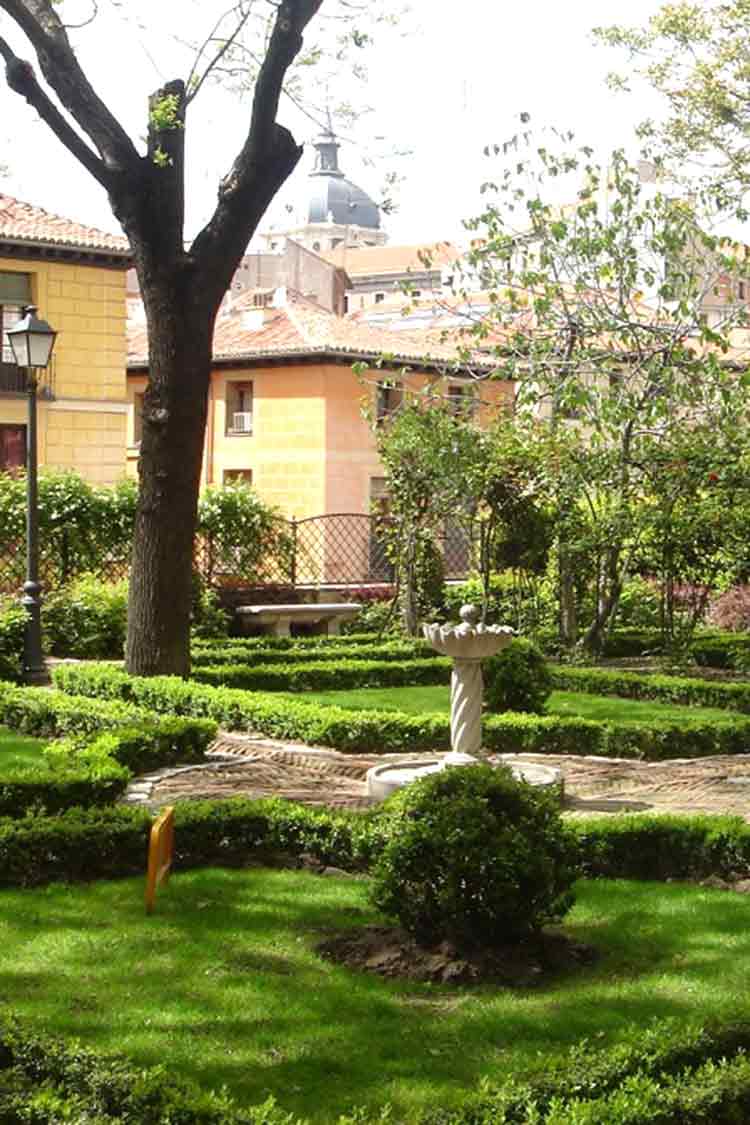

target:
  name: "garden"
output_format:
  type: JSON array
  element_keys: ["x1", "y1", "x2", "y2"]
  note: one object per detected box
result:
[
  {"x1": 3, "y1": 575, "x2": 750, "y2": 1120},
  {"x1": 6, "y1": 122, "x2": 750, "y2": 1125}
]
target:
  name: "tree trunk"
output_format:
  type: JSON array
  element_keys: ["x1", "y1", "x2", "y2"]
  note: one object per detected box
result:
[
  {"x1": 558, "y1": 546, "x2": 577, "y2": 648},
  {"x1": 125, "y1": 280, "x2": 215, "y2": 677}
]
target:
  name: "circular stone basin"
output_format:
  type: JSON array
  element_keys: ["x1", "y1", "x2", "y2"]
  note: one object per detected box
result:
[{"x1": 366, "y1": 758, "x2": 563, "y2": 802}]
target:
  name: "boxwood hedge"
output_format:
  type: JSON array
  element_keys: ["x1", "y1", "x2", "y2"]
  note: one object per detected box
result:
[
  {"x1": 5, "y1": 1010, "x2": 750, "y2": 1124},
  {"x1": 0, "y1": 682, "x2": 216, "y2": 817},
  {"x1": 551, "y1": 664, "x2": 750, "y2": 713},
  {"x1": 52, "y1": 662, "x2": 750, "y2": 761}
]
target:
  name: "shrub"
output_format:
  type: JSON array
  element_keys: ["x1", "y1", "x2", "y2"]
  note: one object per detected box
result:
[
  {"x1": 550, "y1": 663, "x2": 750, "y2": 713},
  {"x1": 340, "y1": 598, "x2": 402, "y2": 636},
  {"x1": 708, "y1": 586, "x2": 750, "y2": 632},
  {"x1": 192, "y1": 655, "x2": 451, "y2": 693},
  {"x1": 0, "y1": 601, "x2": 26, "y2": 682},
  {"x1": 191, "y1": 640, "x2": 435, "y2": 667},
  {"x1": 616, "y1": 575, "x2": 662, "y2": 629},
  {"x1": 190, "y1": 573, "x2": 230, "y2": 640},
  {"x1": 51, "y1": 662, "x2": 750, "y2": 762},
  {"x1": 42, "y1": 575, "x2": 128, "y2": 659},
  {"x1": 484, "y1": 637, "x2": 552, "y2": 714},
  {"x1": 196, "y1": 482, "x2": 294, "y2": 587},
  {"x1": 370, "y1": 764, "x2": 578, "y2": 949}
]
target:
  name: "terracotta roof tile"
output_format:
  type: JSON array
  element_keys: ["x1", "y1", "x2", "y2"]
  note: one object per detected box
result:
[
  {"x1": 0, "y1": 194, "x2": 130, "y2": 256},
  {"x1": 128, "y1": 290, "x2": 495, "y2": 372}
]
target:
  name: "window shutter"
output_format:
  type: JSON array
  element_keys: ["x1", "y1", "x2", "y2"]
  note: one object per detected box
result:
[{"x1": 0, "y1": 273, "x2": 31, "y2": 304}]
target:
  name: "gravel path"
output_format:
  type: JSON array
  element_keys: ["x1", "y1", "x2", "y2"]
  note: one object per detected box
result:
[{"x1": 123, "y1": 732, "x2": 750, "y2": 820}]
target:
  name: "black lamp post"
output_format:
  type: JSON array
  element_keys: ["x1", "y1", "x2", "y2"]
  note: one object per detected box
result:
[{"x1": 6, "y1": 306, "x2": 58, "y2": 684}]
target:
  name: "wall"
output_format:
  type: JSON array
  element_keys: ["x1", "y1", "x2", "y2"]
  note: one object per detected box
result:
[{"x1": 0, "y1": 256, "x2": 127, "y2": 485}]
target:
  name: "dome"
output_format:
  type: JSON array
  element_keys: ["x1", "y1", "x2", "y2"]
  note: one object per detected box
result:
[{"x1": 307, "y1": 128, "x2": 381, "y2": 231}]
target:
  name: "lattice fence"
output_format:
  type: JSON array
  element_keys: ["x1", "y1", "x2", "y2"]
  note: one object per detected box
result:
[{"x1": 0, "y1": 513, "x2": 474, "y2": 599}]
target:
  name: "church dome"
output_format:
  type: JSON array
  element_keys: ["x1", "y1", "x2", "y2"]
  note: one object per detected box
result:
[{"x1": 307, "y1": 127, "x2": 381, "y2": 231}]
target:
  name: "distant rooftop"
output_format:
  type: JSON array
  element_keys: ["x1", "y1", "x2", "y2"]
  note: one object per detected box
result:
[{"x1": 0, "y1": 194, "x2": 130, "y2": 260}]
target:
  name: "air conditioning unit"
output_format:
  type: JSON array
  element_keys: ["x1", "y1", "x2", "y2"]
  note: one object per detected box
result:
[{"x1": 232, "y1": 412, "x2": 253, "y2": 433}]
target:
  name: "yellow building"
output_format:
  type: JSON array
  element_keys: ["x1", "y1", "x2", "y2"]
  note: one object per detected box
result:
[
  {"x1": 0, "y1": 195, "x2": 130, "y2": 484},
  {"x1": 127, "y1": 289, "x2": 511, "y2": 521}
]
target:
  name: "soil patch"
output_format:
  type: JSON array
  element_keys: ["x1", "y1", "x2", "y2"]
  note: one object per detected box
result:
[{"x1": 316, "y1": 924, "x2": 597, "y2": 986}]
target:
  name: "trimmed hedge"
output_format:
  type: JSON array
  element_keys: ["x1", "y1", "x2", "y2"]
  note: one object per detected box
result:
[
  {"x1": 0, "y1": 683, "x2": 216, "y2": 817},
  {"x1": 6, "y1": 1011, "x2": 750, "y2": 1124},
  {"x1": 551, "y1": 663, "x2": 750, "y2": 713},
  {"x1": 192, "y1": 655, "x2": 451, "y2": 692},
  {"x1": 197, "y1": 632, "x2": 392, "y2": 650},
  {"x1": 0, "y1": 1016, "x2": 299, "y2": 1124},
  {"x1": 1, "y1": 797, "x2": 750, "y2": 888},
  {"x1": 191, "y1": 641, "x2": 437, "y2": 667},
  {"x1": 52, "y1": 663, "x2": 750, "y2": 761}
]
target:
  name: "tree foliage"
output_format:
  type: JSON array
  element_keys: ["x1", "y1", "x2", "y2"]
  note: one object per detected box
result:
[{"x1": 449, "y1": 133, "x2": 750, "y2": 652}]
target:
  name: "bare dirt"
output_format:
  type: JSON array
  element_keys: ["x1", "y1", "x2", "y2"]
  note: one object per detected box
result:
[{"x1": 316, "y1": 925, "x2": 598, "y2": 986}]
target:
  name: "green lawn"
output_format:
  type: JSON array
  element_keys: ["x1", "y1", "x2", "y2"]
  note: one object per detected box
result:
[
  {"x1": 1, "y1": 869, "x2": 749, "y2": 1122},
  {"x1": 280, "y1": 685, "x2": 740, "y2": 725},
  {"x1": 0, "y1": 725, "x2": 48, "y2": 772}
]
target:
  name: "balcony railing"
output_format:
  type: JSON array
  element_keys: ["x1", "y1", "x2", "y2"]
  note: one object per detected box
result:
[{"x1": 0, "y1": 358, "x2": 56, "y2": 399}]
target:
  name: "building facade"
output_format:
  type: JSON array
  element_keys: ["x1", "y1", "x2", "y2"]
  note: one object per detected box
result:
[{"x1": 0, "y1": 196, "x2": 130, "y2": 484}]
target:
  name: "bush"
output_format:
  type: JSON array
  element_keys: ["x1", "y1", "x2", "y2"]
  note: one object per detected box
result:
[
  {"x1": 51, "y1": 662, "x2": 750, "y2": 762},
  {"x1": 616, "y1": 575, "x2": 662, "y2": 629},
  {"x1": 192, "y1": 655, "x2": 451, "y2": 693},
  {"x1": 42, "y1": 575, "x2": 128, "y2": 659},
  {"x1": 707, "y1": 585, "x2": 750, "y2": 632},
  {"x1": 550, "y1": 663, "x2": 750, "y2": 713},
  {"x1": 191, "y1": 640, "x2": 435, "y2": 667},
  {"x1": 444, "y1": 572, "x2": 557, "y2": 635},
  {"x1": 190, "y1": 571, "x2": 230, "y2": 640},
  {"x1": 370, "y1": 764, "x2": 577, "y2": 949},
  {"x1": 0, "y1": 601, "x2": 26, "y2": 682},
  {"x1": 484, "y1": 637, "x2": 552, "y2": 714}
]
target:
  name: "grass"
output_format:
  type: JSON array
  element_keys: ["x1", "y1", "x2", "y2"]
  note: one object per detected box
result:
[
  {"x1": 1, "y1": 869, "x2": 749, "y2": 1122},
  {"x1": 0, "y1": 725, "x2": 48, "y2": 772},
  {"x1": 278, "y1": 685, "x2": 742, "y2": 725}
]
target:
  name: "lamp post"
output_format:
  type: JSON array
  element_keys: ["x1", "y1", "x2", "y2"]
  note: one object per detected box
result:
[{"x1": 6, "y1": 306, "x2": 57, "y2": 684}]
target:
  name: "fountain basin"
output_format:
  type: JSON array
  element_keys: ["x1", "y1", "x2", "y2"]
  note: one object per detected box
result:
[{"x1": 367, "y1": 757, "x2": 563, "y2": 802}]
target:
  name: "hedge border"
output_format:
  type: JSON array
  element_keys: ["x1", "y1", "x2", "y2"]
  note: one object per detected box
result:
[
  {"x1": 52, "y1": 663, "x2": 750, "y2": 762},
  {"x1": 0, "y1": 683, "x2": 216, "y2": 817},
  {"x1": 192, "y1": 655, "x2": 451, "y2": 692},
  {"x1": 551, "y1": 664, "x2": 750, "y2": 714}
]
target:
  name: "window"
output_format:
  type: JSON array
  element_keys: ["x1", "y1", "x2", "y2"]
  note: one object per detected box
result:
[
  {"x1": 739, "y1": 280, "x2": 747, "y2": 302},
  {"x1": 0, "y1": 424, "x2": 26, "y2": 471},
  {"x1": 447, "y1": 383, "x2": 476, "y2": 419},
  {"x1": 226, "y1": 381, "x2": 254, "y2": 434},
  {"x1": 374, "y1": 292, "x2": 385, "y2": 304},
  {"x1": 375, "y1": 380, "x2": 403, "y2": 425},
  {"x1": 133, "y1": 391, "x2": 145, "y2": 445},
  {"x1": 312, "y1": 241, "x2": 321, "y2": 252},
  {"x1": 223, "y1": 469, "x2": 253, "y2": 486},
  {"x1": 0, "y1": 273, "x2": 31, "y2": 365}
]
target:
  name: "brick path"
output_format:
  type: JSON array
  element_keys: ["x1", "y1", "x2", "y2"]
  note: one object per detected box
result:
[{"x1": 135, "y1": 733, "x2": 750, "y2": 820}]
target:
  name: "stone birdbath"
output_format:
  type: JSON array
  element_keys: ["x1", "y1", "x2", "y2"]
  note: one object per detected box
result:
[
  {"x1": 366, "y1": 605, "x2": 561, "y2": 800},
  {"x1": 423, "y1": 603, "x2": 513, "y2": 766}
]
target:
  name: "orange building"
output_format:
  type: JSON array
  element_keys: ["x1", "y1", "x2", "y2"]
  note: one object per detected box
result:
[{"x1": 127, "y1": 288, "x2": 511, "y2": 522}]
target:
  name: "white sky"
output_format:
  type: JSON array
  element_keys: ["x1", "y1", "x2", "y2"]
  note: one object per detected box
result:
[{"x1": 0, "y1": 0, "x2": 667, "y2": 249}]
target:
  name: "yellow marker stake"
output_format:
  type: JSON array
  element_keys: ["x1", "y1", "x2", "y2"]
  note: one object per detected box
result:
[{"x1": 145, "y1": 806, "x2": 175, "y2": 914}]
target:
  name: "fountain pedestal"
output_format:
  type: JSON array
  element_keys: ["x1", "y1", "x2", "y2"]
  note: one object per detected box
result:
[{"x1": 366, "y1": 606, "x2": 562, "y2": 800}]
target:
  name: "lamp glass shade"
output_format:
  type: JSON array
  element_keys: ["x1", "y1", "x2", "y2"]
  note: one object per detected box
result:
[{"x1": 7, "y1": 307, "x2": 57, "y2": 369}]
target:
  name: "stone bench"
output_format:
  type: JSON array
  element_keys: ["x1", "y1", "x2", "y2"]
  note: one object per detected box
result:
[{"x1": 235, "y1": 603, "x2": 362, "y2": 637}]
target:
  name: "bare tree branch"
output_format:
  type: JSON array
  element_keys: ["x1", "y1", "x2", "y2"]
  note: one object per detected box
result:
[
  {"x1": 0, "y1": 32, "x2": 110, "y2": 186},
  {"x1": 185, "y1": 1, "x2": 253, "y2": 106},
  {"x1": 190, "y1": 0, "x2": 323, "y2": 296},
  {"x1": 0, "y1": 0, "x2": 140, "y2": 175}
]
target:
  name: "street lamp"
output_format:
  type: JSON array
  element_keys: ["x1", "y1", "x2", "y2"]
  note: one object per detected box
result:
[{"x1": 6, "y1": 306, "x2": 57, "y2": 684}]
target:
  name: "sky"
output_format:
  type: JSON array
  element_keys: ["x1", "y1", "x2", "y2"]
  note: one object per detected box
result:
[{"x1": 0, "y1": 0, "x2": 667, "y2": 249}]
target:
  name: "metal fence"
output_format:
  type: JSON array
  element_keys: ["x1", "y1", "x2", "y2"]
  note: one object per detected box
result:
[{"x1": 0, "y1": 512, "x2": 473, "y2": 600}]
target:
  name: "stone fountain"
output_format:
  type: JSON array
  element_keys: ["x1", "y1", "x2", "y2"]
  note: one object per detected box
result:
[{"x1": 366, "y1": 605, "x2": 561, "y2": 800}]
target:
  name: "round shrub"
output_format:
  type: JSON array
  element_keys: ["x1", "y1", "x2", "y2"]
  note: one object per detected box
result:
[
  {"x1": 484, "y1": 637, "x2": 551, "y2": 714},
  {"x1": 370, "y1": 763, "x2": 577, "y2": 949},
  {"x1": 42, "y1": 576, "x2": 128, "y2": 659}
]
